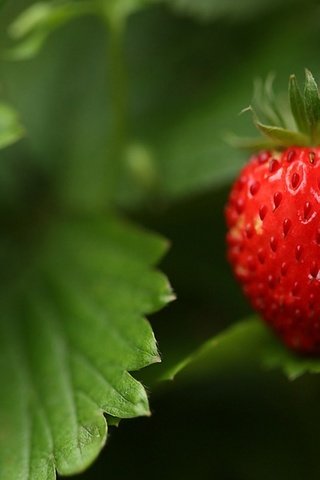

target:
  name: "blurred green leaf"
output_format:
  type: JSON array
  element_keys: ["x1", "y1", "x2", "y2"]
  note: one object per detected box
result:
[
  {"x1": 152, "y1": 315, "x2": 320, "y2": 384},
  {"x1": 7, "y1": 0, "x2": 97, "y2": 60},
  {"x1": 7, "y1": 0, "x2": 159, "y2": 61},
  {"x1": 0, "y1": 102, "x2": 24, "y2": 149},
  {"x1": 0, "y1": 214, "x2": 173, "y2": 478},
  {"x1": 139, "y1": 6, "x2": 318, "y2": 199},
  {"x1": 165, "y1": 0, "x2": 299, "y2": 21},
  {"x1": 154, "y1": 318, "x2": 268, "y2": 382},
  {"x1": 263, "y1": 338, "x2": 320, "y2": 380}
]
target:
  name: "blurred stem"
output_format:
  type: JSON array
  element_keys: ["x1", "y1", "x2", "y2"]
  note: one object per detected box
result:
[
  {"x1": 103, "y1": 12, "x2": 129, "y2": 194},
  {"x1": 108, "y1": 17, "x2": 129, "y2": 151}
]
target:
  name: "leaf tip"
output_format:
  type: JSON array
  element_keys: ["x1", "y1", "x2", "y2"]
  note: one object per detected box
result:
[{"x1": 162, "y1": 289, "x2": 176, "y2": 304}]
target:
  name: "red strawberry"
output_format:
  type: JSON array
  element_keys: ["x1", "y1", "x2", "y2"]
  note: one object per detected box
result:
[{"x1": 225, "y1": 70, "x2": 320, "y2": 354}]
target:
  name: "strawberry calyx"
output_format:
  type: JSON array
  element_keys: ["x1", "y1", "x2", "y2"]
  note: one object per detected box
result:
[{"x1": 231, "y1": 69, "x2": 320, "y2": 151}]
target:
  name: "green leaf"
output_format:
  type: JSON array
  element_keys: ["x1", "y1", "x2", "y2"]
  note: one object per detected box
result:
[
  {"x1": 7, "y1": 1, "x2": 97, "y2": 60},
  {"x1": 289, "y1": 74, "x2": 309, "y2": 134},
  {"x1": 0, "y1": 214, "x2": 173, "y2": 478},
  {"x1": 0, "y1": 102, "x2": 24, "y2": 149}
]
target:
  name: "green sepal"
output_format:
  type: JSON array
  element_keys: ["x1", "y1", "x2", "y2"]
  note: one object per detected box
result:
[
  {"x1": 6, "y1": 1, "x2": 99, "y2": 60},
  {"x1": 241, "y1": 105, "x2": 309, "y2": 148},
  {"x1": 303, "y1": 69, "x2": 320, "y2": 138},
  {"x1": 289, "y1": 74, "x2": 309, "y2": 134},
  {"x1": 263, "y1": 74, "x2": 286, "y2": 128},
  {"x1": 233, "y1": 70, "x2": 320, "y2": 151},
  {"x1": 255, "y1": 122, "x2": 309, "y2": 147},
  {"x1": 225, "y1": 133, "x2": 275, "y2": 151},
  {"x1": 253, "y1": 77, "x2": 280, "y2": 127}
]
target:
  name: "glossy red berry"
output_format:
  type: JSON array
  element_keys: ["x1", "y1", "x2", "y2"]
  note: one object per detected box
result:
[{"x1": 225, "y1": 147, "x2": 320, "y2": 354}]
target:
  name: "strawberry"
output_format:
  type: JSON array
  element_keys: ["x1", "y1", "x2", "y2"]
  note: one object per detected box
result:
[{"x1": 225, "y1": 70, "x2": 320, "y2": 354}]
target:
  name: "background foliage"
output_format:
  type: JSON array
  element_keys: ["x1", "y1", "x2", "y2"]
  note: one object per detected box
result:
[{"x1": 2, "y1": 0, "x2": 320, "y2": 478}]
